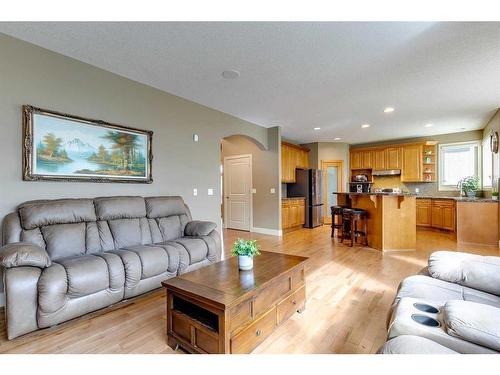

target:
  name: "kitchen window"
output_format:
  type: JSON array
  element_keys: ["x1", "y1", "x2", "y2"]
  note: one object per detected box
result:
[{"x1": 438, "y1": 141, "x2": 480, "y2": 191}]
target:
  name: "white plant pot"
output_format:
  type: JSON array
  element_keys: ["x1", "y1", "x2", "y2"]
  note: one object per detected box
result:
[
  {"x1": 493, "y1": 196, "x2": 498, "y2": 201},
  {"x1": 466, "y1": 191, "x2": 476, "y2": 198},
  {"x1": 238, "y1": 255, "x2": 254, "y2": 271}
]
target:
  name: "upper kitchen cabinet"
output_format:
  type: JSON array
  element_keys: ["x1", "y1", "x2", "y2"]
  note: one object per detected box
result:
[
  {"x1": 373, "y1": 149, "x2": 386, "y2": 170},
  {"x1": 351, "y1": 149, "x2": 372, "y2": 170},
  {"x1": 349, "y1": 142, "x2": 434, "y2": 182},
  {"x1": 385, "y1": 147, "x2": 402, "y2": 170},
  {"x1": 401, "y1": 145, "x2": 423, "y2": 182},
  {"x1": 281, "y1": 142, "x2": 309, "y2": 183}
]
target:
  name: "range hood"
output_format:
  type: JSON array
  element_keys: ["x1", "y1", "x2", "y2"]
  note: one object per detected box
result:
[{"x1": 372, "y1": 169, "x2": 401, "y2": 176}]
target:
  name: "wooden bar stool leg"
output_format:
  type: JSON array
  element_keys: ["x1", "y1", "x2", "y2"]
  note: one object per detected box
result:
[
  {"x1": 363, "y1": 216, "x2": 368, "y2": 246},
  {"x1": 350, "y1": 218, "x2": 355, "y2": 247}
]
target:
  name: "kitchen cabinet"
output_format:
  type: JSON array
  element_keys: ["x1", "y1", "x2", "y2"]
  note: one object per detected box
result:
[
  {"x1": 281, "y1": 143, "x2": 309, "y2": 183},
  {"x1": 386, "y1": 147, "x2": 402, "y2": 170},
  {"x1": 361, "y1": 150, "x2": 372, "y2": 169},
  {"x1": 373, "y1": 149, "x2": 386, "y2": 170},
  {"x1": 416, "y1": 199, "x2": 432, "y2": 227},
  {"x1": 417, "y1": 198, "x2": 455, "y2": 232},
  {"x1": 401, "y1": 145, "x2": 423, "y2": 182},
  {"x1": 350, "y1": 151, "x2": 363, "y2": 170},
  {"x1": 281, "y1": 199, "x2": 306, "y2": 229}
]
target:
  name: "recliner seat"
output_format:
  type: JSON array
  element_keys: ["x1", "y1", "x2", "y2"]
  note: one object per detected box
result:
[{"x1": 0, "y1": 195, "x2": 221, "y2": 339}]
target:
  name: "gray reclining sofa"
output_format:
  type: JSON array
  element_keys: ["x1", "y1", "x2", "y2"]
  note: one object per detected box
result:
[
  {"x1": 380, "y1": 251, "x2": 500, "y2": 354},
  {"x1": 0, "y1": 196, "x2": 221, "y2": 339}
]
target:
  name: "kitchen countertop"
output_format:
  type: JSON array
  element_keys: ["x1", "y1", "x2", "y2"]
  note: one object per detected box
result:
[
  {"x1": 332, "y1": 192, "x2": 416, "y2": 197},
  {"x1": 416, "y1": 195, "x2": 499, "y2": 203}
]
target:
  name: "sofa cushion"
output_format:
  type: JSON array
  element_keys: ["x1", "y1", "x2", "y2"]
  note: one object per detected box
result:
[
  {"x1": 18, "y1": 199, "x2": 96, "y2": 230},
  {"x1": 38, "y1": 253, "x2": 125, "y2": 315},
  {"x1": 429, "y1": 251, "x2": 500, "y2": 296},
  {"x1": 41, "y1": 223, "x2": 86, "y2": 260},
  {"x1": 378, "y1": 335, "x2": 458, "y2": 354},
  {"x1": 145, "y1": 196, "x2": 189, "y2": 219},
  {"x1": 394, "y1": 275, "x2": 500, "y2": 308},
  {"x1": 56, "y1": 255, "x2": 111, "y2": 296},
  {"x1": 444, "y1": 300, "x2": 500, "y2": 351},
  {"x1": 184, "y1": 221, "x2": 217, "y2": 236},
  {"x1": 94, "y1": 196, "x2": 146, "y2": 220},
  {"x1": 124, "y1": 245, "x2": 178, "y2": 278},
  {"x1": 171, "y1": 237, "x2": 208, "y2": 264}
]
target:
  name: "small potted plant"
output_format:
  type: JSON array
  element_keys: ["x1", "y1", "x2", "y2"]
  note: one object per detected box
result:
[
  {"x1": 231, "y1": 238, "x2": 261, "y2": 271},
  {"x1": 458, "y1": 176, "x2": 480, "y2": 198},
  {"x1": 492, "y1": 191, "x2": 499, "y2": 201}
]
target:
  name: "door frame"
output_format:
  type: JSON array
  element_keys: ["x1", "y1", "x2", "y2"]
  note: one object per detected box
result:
[
  {"x1": 223, "y1": 154, "x2": 253, "y2": 231},
  {"x1": 321, "y1": 160, "x2": 344, "y2": 225}
]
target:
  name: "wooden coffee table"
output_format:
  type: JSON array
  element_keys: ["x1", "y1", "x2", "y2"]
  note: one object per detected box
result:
[{"x1": 161, "y1": 251, "x2": 308, "y2": 354}]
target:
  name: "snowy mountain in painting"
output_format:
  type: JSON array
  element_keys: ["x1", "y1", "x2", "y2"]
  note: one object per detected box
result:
[{"x1": 64, "y1": 138, "x2": 97, "y2": 157}]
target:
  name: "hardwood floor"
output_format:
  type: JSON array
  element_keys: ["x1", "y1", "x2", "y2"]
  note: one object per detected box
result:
[{"x1": 0, "y1": 226, "x2": 498, "y2": 354}]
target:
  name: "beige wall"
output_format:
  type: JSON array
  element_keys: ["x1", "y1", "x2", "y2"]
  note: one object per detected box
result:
[
  {"x1": 0, "y1": 34, "x2": 276, "y2": 305},
  {"x1": 302, "y1": 142, "x2": 350, "y2": 191},
  {"x1": 482, "y1": 109, "x2": 500, "y2": 189},
  {"x1": 221, "y1": 130, "x2": 281, "y2": 232}
]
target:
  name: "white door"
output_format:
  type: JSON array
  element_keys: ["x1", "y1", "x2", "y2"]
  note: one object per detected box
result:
[{"x1": 224, "y1": 155, "x2": 252, "y2": 231}]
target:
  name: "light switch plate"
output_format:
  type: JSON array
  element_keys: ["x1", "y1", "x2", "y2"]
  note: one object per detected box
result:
[
  {"x1": 193, "y1": 188, "x2": 198, "y2": 196},
  {"x1": 252, "y1": 188, "x2": 257, "y2": 194},
  {"x1": 193, "y1": 134, "x2": 199, "y2": 142},
  {"x1": 270, "y1": 188, "x2": 276, "y2": 194},
  {"x1": 208, "y1": 188, "x2": 214, "y2": 196}
]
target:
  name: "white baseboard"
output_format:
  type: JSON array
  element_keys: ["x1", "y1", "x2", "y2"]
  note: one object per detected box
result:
[
  {"x1": 251, "y1": 227, "x2": 282, "y2": 237},
  {"x1": 0, "y1": 292, "x2": 5, "y2": 307}
]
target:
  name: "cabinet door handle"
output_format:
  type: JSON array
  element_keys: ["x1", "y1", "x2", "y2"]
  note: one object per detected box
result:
[
  {"x1": 256, "y1": 329, "x2": 261, "y2": 337},
  {"x1": 292, "y1": 300, "x2": 297, "y2": 305}
]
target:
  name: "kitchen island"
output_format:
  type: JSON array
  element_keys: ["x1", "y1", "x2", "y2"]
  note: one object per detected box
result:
[{"x1": 334, "y1": 192, "x2": 416, "y2": 251}]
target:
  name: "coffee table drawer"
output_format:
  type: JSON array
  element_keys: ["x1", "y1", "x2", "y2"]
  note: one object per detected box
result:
[
  {"x1": 276, "y1": 286, "x2": 305, "y2": 325},
  {"x1": 254, "y1": 276, "x2": 291, "y2": 316},
  {"x1": 230, "y1": 307, "x2": 277, "y2": 354}
]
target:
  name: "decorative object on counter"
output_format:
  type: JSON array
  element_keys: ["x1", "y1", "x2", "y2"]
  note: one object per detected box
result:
[
  {"x1": 231, "y1": 238, "x2": 261, "y2": 270},
  {"x1": 492, "y1": 191, "x2": 499, "y2": 201},
  {"x1": 489, "y1": 130, "x2": 499, "y2": 154},
  {"x1": 457, "y1": 176, "x2": 480, "y2": 198}
]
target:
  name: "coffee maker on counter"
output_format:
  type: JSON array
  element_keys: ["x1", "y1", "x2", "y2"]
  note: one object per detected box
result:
[{"x1": 349, "y1": 174, "x2": 373, "y2": 193}]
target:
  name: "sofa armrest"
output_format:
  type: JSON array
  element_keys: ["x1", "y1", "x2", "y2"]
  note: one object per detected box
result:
[
  {"x1": 428, "y1": 251, "x2": 500, "y2": 296},
  {"x1": 0, "y1": 242, "x2": 51, "y2": 269},
  {"x1": 184, "y1": 221, "x2": 217, "y2": 237},
  {"x1": 444, "y1": 300, "x2": 500, "y2": 352}
]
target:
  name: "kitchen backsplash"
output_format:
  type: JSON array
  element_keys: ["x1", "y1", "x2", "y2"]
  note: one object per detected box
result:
[{"x1": 371, "y1": 175, "x2": 485, "y2": 197}]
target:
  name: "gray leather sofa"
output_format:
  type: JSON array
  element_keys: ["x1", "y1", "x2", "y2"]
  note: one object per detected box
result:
[
  {"x1": 381, "y1": 251, "x2": 500, "y2": 354},
  {"x1": 0, "y1": 196, "x2": 221, "y2": 339}
]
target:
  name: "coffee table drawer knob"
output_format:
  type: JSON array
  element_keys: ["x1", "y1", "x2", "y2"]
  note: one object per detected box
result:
[{"x1": 256, "y1": 329, "x2": 261, "y2": 336}]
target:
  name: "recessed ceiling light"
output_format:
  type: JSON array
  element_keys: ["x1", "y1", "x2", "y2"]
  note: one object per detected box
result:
[
  {"x1": 424, "y1": 123, "x2": 433, "y2": 128},
  {"x1": 314, "y1": 127, "x2": 321, "y2": 130},
  {"x1": 383, "y1": 107, "x2": 395, "y2": 113},
  {"x1": 361, "y1": 124, "x2": 371, "y2": 128},
  {"x1": 334, "y1": 137, "x2": 341, "y2": 141},
  {"x1": 222, "y1": 70, "x2": 240, "y2": 79}
]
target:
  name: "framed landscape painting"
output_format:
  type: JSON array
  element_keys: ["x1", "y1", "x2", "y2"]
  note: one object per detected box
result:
[{"x1": 22, "y1": 105, "x2": 153, "y2": 183}]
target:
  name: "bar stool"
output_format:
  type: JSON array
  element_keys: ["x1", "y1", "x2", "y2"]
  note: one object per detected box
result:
[
  {"x1": 342, "y1": 208, "x2": 368, "y2": 247},
  {"x1": 330, "y1": 205, "x2": 344, "y2": 239}
]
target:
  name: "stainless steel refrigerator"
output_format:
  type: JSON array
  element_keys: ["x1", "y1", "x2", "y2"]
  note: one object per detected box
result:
[{"x1": 287, "y1": 169, "x2": 324, "y2": 228}]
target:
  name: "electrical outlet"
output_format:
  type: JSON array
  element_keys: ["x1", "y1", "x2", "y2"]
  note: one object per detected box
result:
[
  {"x1": 270, "y1": 188, "x2": 276, "y2": 194},
  {"x1": 193, "y1": 188, "x2": 198, "y2": 196},
  {"x1": 252, "y1": 188, "x2": 257, "y2": 194},
  {"x1": 208, "y1": 188, "x2": 214, "y2": 196}
]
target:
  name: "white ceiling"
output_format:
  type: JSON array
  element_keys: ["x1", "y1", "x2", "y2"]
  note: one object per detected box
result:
[{"x1": 1, "y1": 22, "x2": 499, "y2": 144}]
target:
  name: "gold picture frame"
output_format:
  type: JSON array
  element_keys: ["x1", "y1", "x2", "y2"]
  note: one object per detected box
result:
[{"x1": 22, "y1": 105, "x2": 153, "y2": 183}]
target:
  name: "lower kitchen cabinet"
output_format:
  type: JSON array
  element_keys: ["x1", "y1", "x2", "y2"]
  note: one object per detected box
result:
[
  {"x1": 282, "y1": 199, "x2": 305, "y2": 230},
  {"x1": 416, "y1": 198, "x2": 455, "y2": 232}
]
